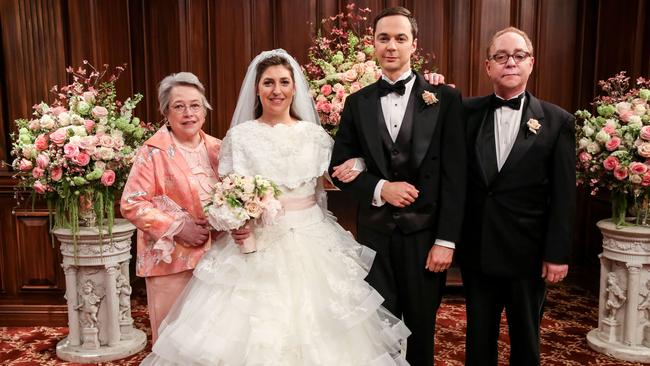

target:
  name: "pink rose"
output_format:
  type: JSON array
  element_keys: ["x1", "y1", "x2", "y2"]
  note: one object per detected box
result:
[
  {"x1": 320, "y1": 84, "x2": 333, "y2": 97},
  {"x1": 64, "y1": 143, "x2": 80, "y2": 158},
  {"x1": 50, "y1": 106, "x2": 67, "y2": 116},
  {"x1": 50, "y1": 166, "x2": 63, "y2": 181},
  {"x1": 342, "y1": 69, "x2": 358, "y2": 82},
  {"x1": 630, "y1": 162, "x2": 648, "y2": 175},
  {"x1": 84, "y1": 119, "x2": 95, "y2": 133},
  {"x1": 33, "y1": 181, "x2": 47, "y2": 194},
  {"x1": 639, "y1": 143, "x2": 650, "y2": 158},
  {"x1": 36, "y1": 154, "x2": 50, "y2": 169},
  {"x1": 32, "y1": 167, "x2": 44, "y2": 178},
  {"x1": 578, "y1": 151, "x2": 592, "y2": 162},
  {"x1": 602, "y1": 125, "x2": 615, "y2": 135},
  {"x1": 34, "y1": 134, "x2": 49, "y2": 151},
  {"x1": 336, "y1": 88, "x2": 345, "y2": 100},
  {"x1": 28, "y1": 119, "x2": 41, "y2": 130},
  {"x1": 614, "y1": 166, "x2": 629, "y2": 180},
  {"x1": 92, "y1": 106, "x2": 108, "y2": 118},
  {"x1": 100, "y1": 135, "x2": 115, "y2": 148},
  {"x1": 82, "y1": 91, "x2": 96, "y2": 103},
  {"x1": 49, "y1": 128, "x2": 67, "y2": 146},
  {"x1": 641, "y1": 126, "x2": 650, "y2": 141},
  {"x1": 643, "y1": 173, "x2": 650, "y2": 187},
  {"x1": 72, "y1": 152, "x2": 90, "y2": 166},
  {"x1": 100, "y1": 170, "x2": 116, "y2": 186},
  {"x1": 350, "y1": 82, "x2": 362, "y2": 94},
  {"x1": 603, "y1": 156, "x2": 619, "y2": 171},
  {"x1": 619, "y1": 111, "x2": 633, "y2": 123},
  {"x1": 329, "y1": 112, "x2": 341, "y2": 125},
  {"x1": 319, "y1": 102, "x2": 332, "y2": 114},
  {"x1": 18, "y1": 159, "x2": 33, "y2": 171},
  {"x1": 80, "y1": 135, "x2": 99, "y2": 150},
  {"x1": 605, "y1": 137, "x2": 621, "y2": 151}
]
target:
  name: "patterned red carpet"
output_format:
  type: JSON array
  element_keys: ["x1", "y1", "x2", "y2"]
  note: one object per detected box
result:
[{"x1": 0, "y1": 284, "x2": 644, "y2": 365}]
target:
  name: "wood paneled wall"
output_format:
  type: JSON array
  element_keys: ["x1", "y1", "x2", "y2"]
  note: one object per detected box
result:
[{"x1": 0, "y1": 0, "x2": 647, "y2": 325}]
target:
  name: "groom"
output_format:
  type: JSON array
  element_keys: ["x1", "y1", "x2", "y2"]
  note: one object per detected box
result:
[{"x1": 329, "y1": 6, "x2": 466, "y2": 365}]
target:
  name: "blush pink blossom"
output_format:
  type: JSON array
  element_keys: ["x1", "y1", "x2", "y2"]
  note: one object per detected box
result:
[
  {"x1": 320, "y1": 84, "x2": 332, "y2": 97},
  {"x1": 34, "y1": 134, "x2": 49, "y2": 151},
  {"x1": 342, "y1": 69, "x2": 358, "y2": 82},
  {"x1": 602, "y1": 125, "x2": 615, "y2": 135},
  {"x1": 92, "y1": 106, "x2": 108, "y2": 118},
  {"x1": 614, "y1": 166, "x2": 629, "y2": 180},
  {"x1": 336, "y1": 88, "x2": 345, "y2": 100},
  {"x1": 18, "y1": 159, "x2": 33, "y2": 171},
  {"x1": 36, "y1": 154, "x2": 50, "y2": 169},
  {"x1": 50, "y1": 166, "x2": 63, "y2": 181},
  {"x1": 319, "y1": 102, "x2": 332, "y2": 114},
  {"x1": 64, "y1": 143, "x2": 80, "y2": 158},
  {"x1": 33, "y1": 181, "x2": 47, "y2": 194},
  {"x1": 101, "y1": 170, "x2": 116, "y2": 186},
  {"x1": 84, "y1": 119, "x2": 95, "y2": 133},
  {"x1": 605, "y1": 137, "x2": 621, "y2": 151},
  {"x1": 630, "y1": 162, "x2": 648, "y2": 175},
  {"x1": 72, "y1": 152, "x2": 90, "y2": 166},
  {"x1": 49, "y1": 128, "x2": 67, "y2": 146},
  {"x1": 100, "y1": 135, "x2": 115, "y2": 148},
  {"x1": 643, "y1": 173, "x2": 650, "y2": 187},
  {"x1": 619, "y1": 110, "x2": 633, "y2": 123},
  {"x1": 603, "y1": 156, "x2": 620, "y2": 171},
  {"x1": 641, "y1": 126, "x2": 650, "y2": 141},
  {"x1": 350, "y1": 82, "x2": 362, "y2": 94},
  {"x1": 28, "y1": 119, "x2": 41, "y2": 130},
  {"x1": 578, "y1": 151, "x2": 592, "y2": 162},
  {"x1": 329, "y1": 112, "x2": 341, "y2": 125},
  {"x1": 32, "y1": 167, "x2": 44, "y2": 178},
  {"x1": 50, "y1": 106, "x2": 67, "y2": 116}
]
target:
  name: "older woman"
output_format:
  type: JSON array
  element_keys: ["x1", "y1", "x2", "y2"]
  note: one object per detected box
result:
[{"x1": 120, "y1": 72, "x2": 220, "y2": 343}]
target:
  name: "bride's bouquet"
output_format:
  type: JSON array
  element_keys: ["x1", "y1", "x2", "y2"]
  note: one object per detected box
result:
[{"x1": 205, "y1": 174, "x2": 283, "y2": 253}]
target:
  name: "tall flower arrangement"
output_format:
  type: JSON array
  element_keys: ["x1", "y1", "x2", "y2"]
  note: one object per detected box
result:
[
  {"x1": 575, "y1": 72, "x2": 650, "y2": 225},
  {"x1": 10, "y1": 62, "x2": 155, "y2": 236},
  {"x1": 303, "y1": 3, "x2": 431, "y2": 136}
]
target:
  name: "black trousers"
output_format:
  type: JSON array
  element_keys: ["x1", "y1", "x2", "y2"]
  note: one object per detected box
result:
[
  {"x1": 461, "y1": 268, "x2": 546, "y2": 366},
  {"x1": 358, "y1": 225, "x2": 446, "y2": 366}
]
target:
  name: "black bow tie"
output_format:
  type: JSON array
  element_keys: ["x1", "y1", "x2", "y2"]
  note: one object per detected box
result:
[
  {"x1": 378, "y1": 74, "x2": 415, "y2": 97},
  {"x1": 491, "y1": 94, "x2": 523, "y2": 110}
]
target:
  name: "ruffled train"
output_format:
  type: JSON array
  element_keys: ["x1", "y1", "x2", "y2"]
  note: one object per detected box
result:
[{"x1": 141, "y1": 205, "x2": 410, "y2": 365}]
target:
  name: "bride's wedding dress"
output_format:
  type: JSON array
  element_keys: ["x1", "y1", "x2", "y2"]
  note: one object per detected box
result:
[{"x1": 141, "y1": 120, "x2": 409, "y2": 365}]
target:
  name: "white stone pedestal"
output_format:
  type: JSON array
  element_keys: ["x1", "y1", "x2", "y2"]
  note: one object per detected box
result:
[
  {"x1": 53, "y1": 219, "x2": 147, "y2": 363},
  {"x1": 587, "y1": 219, "x2": 650, "y2": 362}
]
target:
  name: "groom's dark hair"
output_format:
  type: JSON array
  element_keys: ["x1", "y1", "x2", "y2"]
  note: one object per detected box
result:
[
  {"x1": 254, "y1": 55, "x2": 301, "y2": 120},
  {"x1": 373, "y1": 6, "x2": 418, "y2": 39}
]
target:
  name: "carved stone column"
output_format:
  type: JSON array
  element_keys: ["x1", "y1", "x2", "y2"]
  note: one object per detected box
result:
[
  {"x1": 53, "y1": 219, "x2": 146, "y2": 363},
  {"x1": 587, "y1": 219, "x2": 650, "y2": 362}
]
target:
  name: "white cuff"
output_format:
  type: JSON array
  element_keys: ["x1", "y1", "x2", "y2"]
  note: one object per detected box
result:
[
  {"x1": 434, "y1": 239, "x2": 455, "y2": 249},
  {"x1": 153, "y1": 219, "x2": 184, "y2": 263},
  {"x1": 372, "y1": 180, "x2": 387, "y2": 207},
  {"x1": 352, "y1": 158, "x2": 366, "y2": 172}
]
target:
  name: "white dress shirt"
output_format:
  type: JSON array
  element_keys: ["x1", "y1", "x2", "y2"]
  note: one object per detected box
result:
[{"x1": 494, "y1": 94, "x2": 525, "y2": 170}]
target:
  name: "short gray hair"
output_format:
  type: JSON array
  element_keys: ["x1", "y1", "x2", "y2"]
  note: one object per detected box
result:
[{"x1": 158, "y1": 72, "x2": 212, "y2": 116}]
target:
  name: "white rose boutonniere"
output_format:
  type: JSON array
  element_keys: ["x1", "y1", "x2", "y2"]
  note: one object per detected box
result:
[
  {"x1": 422, "y1": 90, "x2": 438, "y2": 106},
  {"x1": 527, "y1": 118, "x2": 541, "y2": 135}
]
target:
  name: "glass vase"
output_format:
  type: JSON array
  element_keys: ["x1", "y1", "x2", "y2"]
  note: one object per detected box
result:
[{"x1": 611, "y1": 190, "x2": 628, "y2": 226}]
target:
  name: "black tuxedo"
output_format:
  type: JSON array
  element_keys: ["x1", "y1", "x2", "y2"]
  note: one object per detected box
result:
[
  {"x1": 330, "y1": 72, "x2": 466, "y2": 365},
  {"x1": 460, "y1": 92, "x2": 575, "y2": 366}
]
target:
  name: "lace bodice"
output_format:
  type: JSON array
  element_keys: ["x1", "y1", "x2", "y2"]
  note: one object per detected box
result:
[{"x1": 218, "y1": 120, "x2": 333, "y2": 197}]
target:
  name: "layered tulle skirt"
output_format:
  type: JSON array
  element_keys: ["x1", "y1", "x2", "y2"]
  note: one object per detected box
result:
[{"x1": 141, "y1": 204, "x2": 410, "y2": 365}]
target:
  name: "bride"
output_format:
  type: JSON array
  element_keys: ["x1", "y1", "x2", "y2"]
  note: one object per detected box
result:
[{"x1": 140, "y1": 49, "x2": 409, "y2": 366}]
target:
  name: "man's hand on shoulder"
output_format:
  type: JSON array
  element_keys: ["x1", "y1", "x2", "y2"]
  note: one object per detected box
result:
[
  {"x1": 380, "y1": 181, "x2": 419, "y2": 208},
  {"x1": 423, "y1": 72, "x2": 455, "y2": 88}
]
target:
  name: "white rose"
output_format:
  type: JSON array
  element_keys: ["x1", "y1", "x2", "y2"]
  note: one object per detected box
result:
[
  {"x1": 68, "y1": 135, "x2": 83, "y2": 146},
  {"x1": 70, "y1": 113, "x2": 84, "y2": 125},
  {"x1": 582, "y1": 125, "x2": 594, "y2": 137},
  {"x1": 595, "y1": 130, "x2": 611, "y2": 143},
  {"x1": 97, "y1": 147, "x2": 115, "y2": 160},
  {"x1": 586, "y1": 142, "x2": 601, "y2": 154},
  {"x1": 578, "y1": 137, "x2": 591, "y2": 149},
  {"x1": 21, "y1": 144, "x2": 37, "y2": 159},
  {"x1": 40, "y1": 114, "x2": 56, "y2": 130},
  {"x1": 630, "y1": 174, "x2": 643, "y2": 184},
  {"x1": 72, "y1": 126, "x2": 87, "y2": 136},
  {"x1": 616, "y1": 102, "x2": 632, "y2": 114},
  {"x1": 57, "y1": 112, "x2": 71, "y2": 126},
  {"x1": 634, "y1": 104, "x2": 647, "y2": 116}
]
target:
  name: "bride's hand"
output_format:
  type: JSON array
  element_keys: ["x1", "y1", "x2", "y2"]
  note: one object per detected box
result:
[
  {"x1": 231, "y1": 224, "x2": 252, "y2": 244},
  {"x1": 332, "y1": 158, "x2": 361, "y2": 183}
]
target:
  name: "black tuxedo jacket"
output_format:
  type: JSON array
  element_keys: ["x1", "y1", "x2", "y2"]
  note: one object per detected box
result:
[
  {"x1": 458, "y1": 92, "x2": 575, "y2": 277},
  {"x1": 330, "y1": 72, "x2": 466, "y2": 242}
]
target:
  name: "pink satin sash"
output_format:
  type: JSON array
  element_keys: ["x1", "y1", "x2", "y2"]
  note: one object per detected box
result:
[{"x1": 279, "y1": 195, "x2": 317, "y2": 211}]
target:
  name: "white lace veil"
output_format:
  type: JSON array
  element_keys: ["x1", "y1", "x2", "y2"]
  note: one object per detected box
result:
[{"x1": 230, "y1": 49, "x2": 320, "y2": 127}]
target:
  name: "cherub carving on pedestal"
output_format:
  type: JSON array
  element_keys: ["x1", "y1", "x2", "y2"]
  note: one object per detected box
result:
[
  {"x1": 116, "y1": 273, "x2": 132, "y2": 321},
  {"x1": 76, "y1": 280, "x2": 103, "y2": 328},
  {"x1": 605, "y1": 272, "x2": 626, "y2": 320}
]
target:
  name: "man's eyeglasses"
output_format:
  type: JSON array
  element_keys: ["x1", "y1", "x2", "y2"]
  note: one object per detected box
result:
[
  {"x1": 489, "y1": 51, "x2": 531, "y2": 64},
  {"x1": 169, "y1": 103, "x2": 203, "y2": 114}
]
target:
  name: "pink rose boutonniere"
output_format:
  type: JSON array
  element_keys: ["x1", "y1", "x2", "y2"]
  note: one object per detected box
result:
[{"x1": 422, "y1": 90, "x2": 439, "y2": 106}]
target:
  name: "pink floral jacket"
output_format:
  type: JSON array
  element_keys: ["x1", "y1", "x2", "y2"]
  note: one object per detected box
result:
[{"x1": 120, "y1": 126, "x2": 221, "y2": 277}]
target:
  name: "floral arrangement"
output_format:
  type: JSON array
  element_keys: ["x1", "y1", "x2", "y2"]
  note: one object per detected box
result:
[
  {"x1": 10, "y1": 62, "x2": 155, "y2": 236},
  {"x1": 205, "y1": 174, "x2": 282, "y2": 253},
  {"x1": 303, "y1": 3, "x2": 432, "y2": 136},
  {"x1": 575, "y1": 72, "x2": 650, "y2": 225}
]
